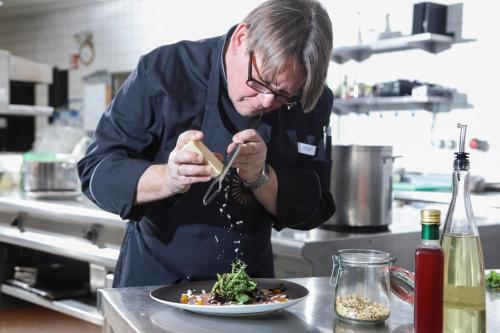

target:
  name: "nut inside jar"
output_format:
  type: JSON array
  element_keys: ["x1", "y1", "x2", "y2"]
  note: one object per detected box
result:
[{"x1": 335, "y1": 294, "x2": 390, "y2": 323}]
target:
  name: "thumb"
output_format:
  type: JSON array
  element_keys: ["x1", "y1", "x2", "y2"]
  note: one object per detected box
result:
[{"x1": 176, "y1": 130, "x2": 204, "y2": 149}]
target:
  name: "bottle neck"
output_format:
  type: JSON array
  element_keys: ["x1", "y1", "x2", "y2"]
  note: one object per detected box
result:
[
  {"x1": 421, "y1": 224, "x2": 440, "y2": 241},
  {"x1": 443, "y1": 169, "x2": 478, "y2": 237}
]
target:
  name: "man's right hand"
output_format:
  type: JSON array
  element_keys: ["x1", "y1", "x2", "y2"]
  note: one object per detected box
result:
[
  {"x1": 135, "y1": 130, "x2": 216, "y2": 204},
  {"x1": 165, "y1": 130, "x2": 213, "y2": 194}
]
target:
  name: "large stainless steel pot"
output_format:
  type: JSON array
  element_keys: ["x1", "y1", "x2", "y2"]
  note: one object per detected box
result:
[
  {"x1": 326, "y1": 145, "x2": 395, "y2": 230},
  {"x1": 21, "y1": 154, "x2": 79, "y2": 193}
]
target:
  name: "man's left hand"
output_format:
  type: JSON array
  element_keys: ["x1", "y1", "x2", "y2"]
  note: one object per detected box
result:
[{"x1": 228, "y1": 129, "x2": 267, "y2": 183}]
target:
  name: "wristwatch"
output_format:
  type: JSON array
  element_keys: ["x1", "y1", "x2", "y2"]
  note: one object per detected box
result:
[{"x1": 242, "y1": 163, "x2": 270, "y2": 190}]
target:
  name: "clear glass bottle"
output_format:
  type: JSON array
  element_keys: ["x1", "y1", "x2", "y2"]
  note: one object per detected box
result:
[
  {"x1": 414, "y1": 209, "x2": 443, "y2": 333},
  {"x1": 441, "y1": 124, "x2": 486, "y2": 333}
]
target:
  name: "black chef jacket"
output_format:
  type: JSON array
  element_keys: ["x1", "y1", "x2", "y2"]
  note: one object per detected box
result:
[{"x1": 78, "y1": 27, "x2": 335, "y2": 287}]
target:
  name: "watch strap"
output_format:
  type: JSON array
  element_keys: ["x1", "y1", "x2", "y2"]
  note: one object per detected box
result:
[{"x1": 242, "y1": 164, "x2": 269, "y2": 190}]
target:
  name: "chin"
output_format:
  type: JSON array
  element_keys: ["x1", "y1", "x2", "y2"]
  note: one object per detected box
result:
[{"x1": 235, "y1": 104, "x2": 261, "y2": 117}]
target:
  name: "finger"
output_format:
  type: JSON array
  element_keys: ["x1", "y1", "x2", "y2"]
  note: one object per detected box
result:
[
  {"x1": 227, "y1": 142, "x2": 239, "y2": 155},
  {"x1": 178, "y1": 164, "x2": 213, "y2": 177},
  {"x1": 176, "y1": 130, "x2": 204, "y2": 149},
  {"x1": 237, "y1": 142, "x2": 263, "y2": 155},
  {"x1": 214, "y1": 152, "x2": 224, "y2": 162},
  {"x1": 231, "y1": 159, "x2": 260, "y2": 169},
  {"x1": 172, "y1": 149, "x2": 204, "y2": 165},
  {"x1": 233, "y1": 129, "x2": 261, "y2": 144},
  {"x1": 182, "y1": 176, "x2": 212, "y2": 185}
]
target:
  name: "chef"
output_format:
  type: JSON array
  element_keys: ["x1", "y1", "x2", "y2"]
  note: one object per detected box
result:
[{"x1": 78, "y1": 0, "x2": 335, "y2": 287}]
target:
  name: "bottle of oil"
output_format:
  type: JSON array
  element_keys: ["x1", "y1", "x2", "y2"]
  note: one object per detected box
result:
[{"x1": 442, "y1": 124, "x2": 486, "y2": 333}]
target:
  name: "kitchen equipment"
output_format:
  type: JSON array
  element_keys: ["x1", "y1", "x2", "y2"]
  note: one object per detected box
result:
[
  {"x1": 203, "y1": 113, "x2": 262, "y2": 206},
  {"x1": 412, "y1": 2, "x2": 449, "y2": 35},
  {"x1": 372, "y1": 80, "x2": 419, "y2": 97},
  {"x1": 203, "y1": 144, "x2": 242, "y2": 206},
  {"x1": 326, "y1": 145, "x2": 396, "y2": 231},
  {"x1": 21, "y1": 153, "x2": 80, "y2": 196},
  {"x1": 0, "y1": 50, "x2": 55, "y2": 152}
]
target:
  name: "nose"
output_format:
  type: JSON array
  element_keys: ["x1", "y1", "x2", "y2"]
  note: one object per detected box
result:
[{"x1": 258, "y1": 93, "x2": 276, "y2": 108}]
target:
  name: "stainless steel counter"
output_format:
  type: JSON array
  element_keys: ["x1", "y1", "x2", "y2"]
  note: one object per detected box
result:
[
  {"x1": 0, "y1": 190, "x2": 500, "y2": 326},
  {"x1": 98, "y1": 277, "x2": 500, "y2": 333}
]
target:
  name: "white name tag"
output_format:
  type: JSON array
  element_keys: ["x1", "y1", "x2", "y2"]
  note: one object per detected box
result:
[{"x1": 297, "y1": 142, "x2": 316, "y2": 156}]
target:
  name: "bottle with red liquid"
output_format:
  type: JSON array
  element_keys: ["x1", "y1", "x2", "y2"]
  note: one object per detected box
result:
[{"x1": 414, "y1": 209, "x2": 444, "y2": 333}]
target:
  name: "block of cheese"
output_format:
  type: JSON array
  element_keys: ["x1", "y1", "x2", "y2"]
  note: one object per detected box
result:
[{"x1": 181, "y1": 140, "x2": 223, "y2": 177}]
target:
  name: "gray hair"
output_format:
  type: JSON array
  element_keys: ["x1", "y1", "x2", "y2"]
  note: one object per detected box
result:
[{"x1": 243, "y1": 0, "x2": 333, "y2": 113}]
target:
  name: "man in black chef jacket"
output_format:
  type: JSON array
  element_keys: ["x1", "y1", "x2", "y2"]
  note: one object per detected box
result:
[{"x1": 78, "y1": 0, "x2": 335, "y2": 287}]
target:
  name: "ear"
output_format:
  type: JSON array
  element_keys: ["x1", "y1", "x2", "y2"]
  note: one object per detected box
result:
[{"x1": 229, "y1": 23, "x2": 249, "y2": 55}]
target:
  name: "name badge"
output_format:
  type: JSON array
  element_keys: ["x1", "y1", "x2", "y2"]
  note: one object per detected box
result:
[{"x1": 297, "y1": 142, "x2": 316, "y2": 156}]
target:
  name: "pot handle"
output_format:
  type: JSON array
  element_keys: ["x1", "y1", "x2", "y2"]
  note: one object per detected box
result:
[
  {"x1": 330, "y1": 255, "x2": 341, "y2": 287},
  {"x1": 382, "y1": 155, "x2": 403, "y2": 163}
]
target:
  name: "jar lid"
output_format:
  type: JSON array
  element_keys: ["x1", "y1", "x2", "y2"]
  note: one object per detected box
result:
[
  {"x1": 338, "y1": 249, "x2": 391, "y2": 265},
  {"x1": 390, "y1": 266, "x2": 415, "y2": 305}
]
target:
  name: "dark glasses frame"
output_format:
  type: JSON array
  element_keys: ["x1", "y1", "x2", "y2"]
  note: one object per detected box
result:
[{"x1": 245, "y1": 51, "x2": 299, "y2": 106}]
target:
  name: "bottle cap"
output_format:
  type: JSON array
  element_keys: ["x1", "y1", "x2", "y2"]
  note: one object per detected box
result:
[{"x1": 421, "y1": 209, "x2": 441, "y2": 225}]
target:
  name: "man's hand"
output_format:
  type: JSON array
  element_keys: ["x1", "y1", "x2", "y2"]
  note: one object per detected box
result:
[
  {"x1": 136, "y1": 130, "x2": 222, "y2": 204},
  {"x1": 166, "y1": 130, "x2": 214, "y2": 194},
  {"x1": 228, "y1": 129, "x2": 267, "y2": 183}
]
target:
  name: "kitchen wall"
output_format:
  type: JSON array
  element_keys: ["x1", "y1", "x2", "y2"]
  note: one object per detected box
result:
[{"x1": 0, "y1": 0, "x2": 498, "y2": 181}]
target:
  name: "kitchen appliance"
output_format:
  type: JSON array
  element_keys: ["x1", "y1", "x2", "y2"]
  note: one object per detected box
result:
[
  {"x1": 372, "y1": 80, "x2": 420, "y2": 97},
  {"x1": 0, "y1": 49, "x2": 60, "y2": 152},
  {"x1": 21, "y1": 153, "x2": 80, "y2": 197},
  {"x1": 412, "y1": 2, "x2": 449, "y2": 35},
  {"x1": 326, "y1": 145, "x2": 395, "y2": 231}
]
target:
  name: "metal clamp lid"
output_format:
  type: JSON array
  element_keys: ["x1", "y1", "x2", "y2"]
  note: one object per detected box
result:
[{"x1": 390, "y1": 266, "x2": 415, "y2": 306}]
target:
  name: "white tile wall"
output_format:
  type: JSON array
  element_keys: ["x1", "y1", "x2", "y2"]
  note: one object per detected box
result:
[{"x1": 0, "y1": 0, "x2": 499, "y2": 180}]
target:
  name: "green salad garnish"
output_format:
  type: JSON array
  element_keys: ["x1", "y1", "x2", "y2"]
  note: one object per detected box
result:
[
  {"x1": 486, "y1": 270, "x2": 500, "y2": 291},
  {"x1": 211, "y1": 259, "x2": 258, "y2": 304}
]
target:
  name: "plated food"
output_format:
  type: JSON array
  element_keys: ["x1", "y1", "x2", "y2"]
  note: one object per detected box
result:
[
  {"x1": 180, "y1": 260, "x2": 288, "y2": 306},
  {"x1": 150, "y1": 260, "x2": 308, "y2": 316}
]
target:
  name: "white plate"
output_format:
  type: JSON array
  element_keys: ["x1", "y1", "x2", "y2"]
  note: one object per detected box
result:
[{"x1": 150, "y1": 278, "x2": 308, "y2": 316}]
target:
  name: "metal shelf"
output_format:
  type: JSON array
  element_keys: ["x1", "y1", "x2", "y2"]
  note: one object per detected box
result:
[
  {"x1": 9, "y1": 54, "x2": 53, "y2": 84},
  {"x1": 0, "y1": 104, "x2": 54, "y2": 117},
  {"x1": 0, "y1": 225, "x2": 119, "y2": 268},
  {"x1": 332, "y1": 33, "x2": 475, "y2": 63},
  {"x1": 1, "y1": 283, "x2": 103, "y2": 325},
  {"x1": 333, "y1": 93, "x2": 471, "y2": 115}
]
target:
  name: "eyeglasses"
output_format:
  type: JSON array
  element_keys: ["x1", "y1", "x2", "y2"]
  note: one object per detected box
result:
[{"x1": 246, "y1": 51, "x2": 300, "y2": 106}]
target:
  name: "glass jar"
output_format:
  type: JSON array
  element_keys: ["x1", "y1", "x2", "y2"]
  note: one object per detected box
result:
[{"x1": 331, "y1": 249, "x2": 393, "y2": 325}]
